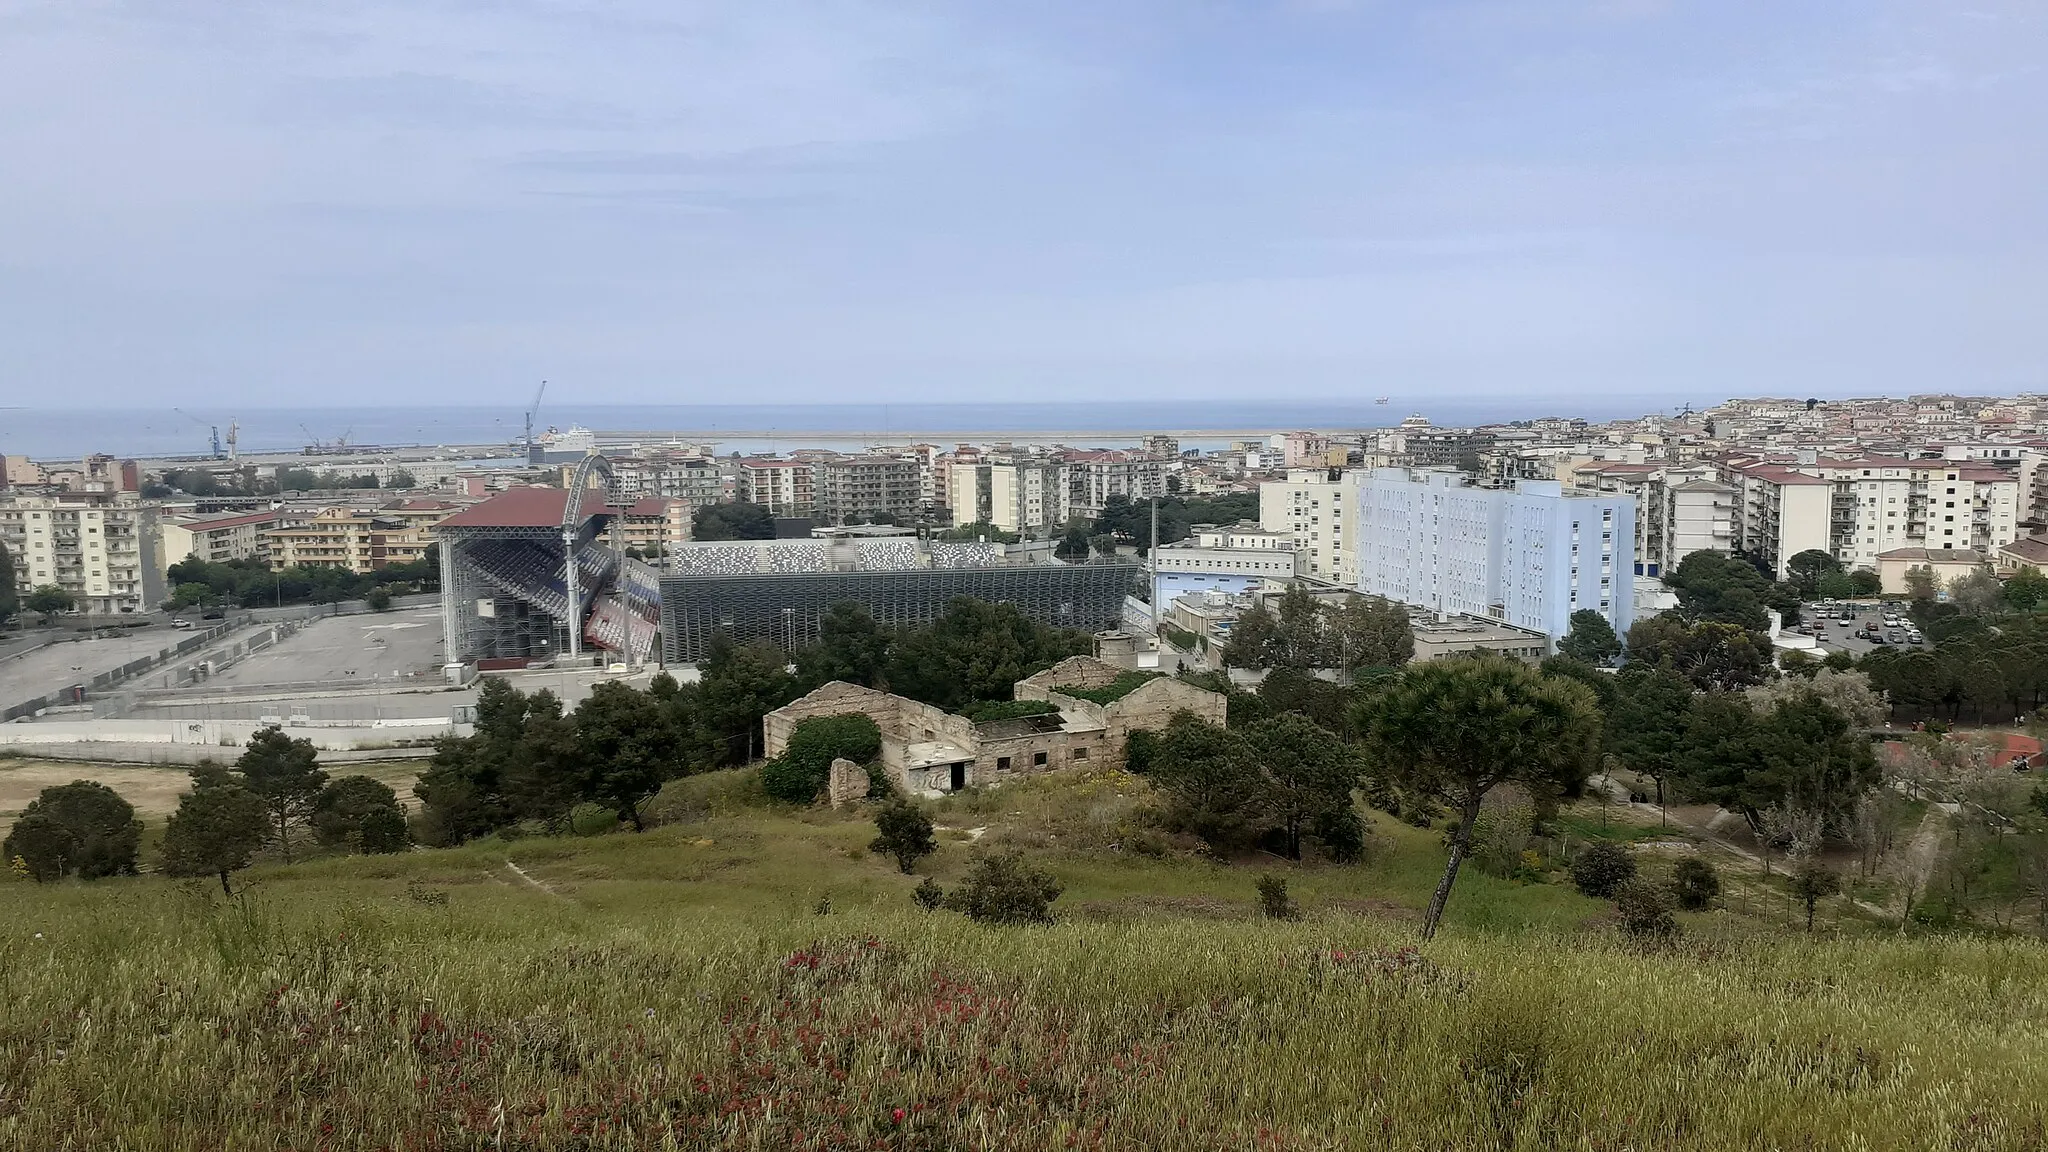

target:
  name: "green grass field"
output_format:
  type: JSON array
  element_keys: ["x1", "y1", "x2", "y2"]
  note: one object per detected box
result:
[{"x1": 4, "y1": 767, "x2": 2047, "y2": 1150}]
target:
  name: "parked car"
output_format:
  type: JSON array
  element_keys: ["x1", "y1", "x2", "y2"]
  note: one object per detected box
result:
[
  {"x1": 1907, "y1": 631, "x2": 1924, "y2": 645},
  {"x1": 200, "y1": 609, "x2": 225, "y2": 620},
  {"x1": 170, "y1": 618, "x2": 194, "y2": 630},
  {"x1": 1885, "y1": 630, "x2": 1906, "y2": 644}
]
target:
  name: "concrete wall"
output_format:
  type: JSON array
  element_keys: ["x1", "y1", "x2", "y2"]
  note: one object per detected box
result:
[
  {"x1": 762, "y1": 682, "x2": 901, "y2": 759},
  {"x1": 0, "y1": 718, "x2": 463, "y2": 751}
]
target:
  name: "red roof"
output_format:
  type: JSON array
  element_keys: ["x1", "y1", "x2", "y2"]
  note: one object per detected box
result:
[{"x1": 433, "y1": 486, "x2": 608, "y2": 529}]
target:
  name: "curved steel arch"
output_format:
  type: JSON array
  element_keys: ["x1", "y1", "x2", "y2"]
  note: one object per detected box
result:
[{"x1": 562, "y1": 453, "x2": 614, "y2": 659}]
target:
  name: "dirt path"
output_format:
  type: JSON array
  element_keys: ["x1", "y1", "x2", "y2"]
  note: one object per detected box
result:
[{"x1": 504, "y1": 860, "x2": 564, "y2": 898}]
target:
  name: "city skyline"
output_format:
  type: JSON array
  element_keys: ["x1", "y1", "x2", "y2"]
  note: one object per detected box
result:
[{"x1": 4, "y1": 1, "x2": 2043, "y2": 406}]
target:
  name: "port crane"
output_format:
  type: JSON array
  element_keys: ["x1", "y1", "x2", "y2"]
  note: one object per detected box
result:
[
  {"x1": 523, "y1": 380, "x2": 548, "y2": 461},
  {"x1": 173, "y1": 409, "x2": 238, "y2": 459}
]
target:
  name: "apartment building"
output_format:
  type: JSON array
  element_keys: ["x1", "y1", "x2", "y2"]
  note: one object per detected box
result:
[
  {"x1": 737, "y1": 459, "x2": 816, "y2": 517},
  {"x1": 1356, "y1": 470, "x2": 1634, "y2": 644},
  {"x1": 159, "y1": 509, "x2": 280, "y2": 578},
  {"x1": 616, "y1": 497, "x2": 691, "y2": 555},
  {"x1": 1259, "y1": 470, "x2": 1356, "y2": 585},
  {"x1": 1716, "y1": 461, "x2": 1833, "y2": 578},
  {"x1": 813, "y1": 455, "x2": 921, "y2": 526},
  {"x1": 610, "y1": 454, "x2": 721, "y2": 513},
  {"x1": 0, "y1": 491, "x2": 165, "y2": 614},
  {"x1": 1664, "y1": 480, "x2": 1739, "y2": 568},
  {"x1": 1717, "y1": 454, "x2": 2023, "y2": 575},
  {"x1": 1064, "y1": 450, "x2": 1166, "y2": 518},
  {"x1": 950, "y1": 460, "x2": 1070, "y2": 536},
  {"x1": 265, "y1": 505, "x2": 441, "y2": 573},
  {"x1": 1571, "y1": 460, "x2": 1723, "y2": 575}
]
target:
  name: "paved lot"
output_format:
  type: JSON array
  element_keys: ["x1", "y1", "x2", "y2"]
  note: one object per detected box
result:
[
  {"x1": 205, "y1": 609, "x2": 446, "y2": 688},
  {"x1": 0, "y1": 627, "x2": 192, "y2": 702},
  {"x1": 1795, "y1": 603, "x2": 1929, "y2": 657}
]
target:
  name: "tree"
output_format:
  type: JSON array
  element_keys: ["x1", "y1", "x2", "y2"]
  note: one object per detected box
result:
[
  {"x1": 1790, "y1": 861, "x2": 1840, "y2": 931},
  {"x1": 1847, "y1": 569, "x2": 1882, "y2": 597},
  {"x1": 503, "y1": 689, "x2": 585, "y2": 832},
  {"x1": 0, "y1": 540, "x2": 17, "y2": 625},
  {"x1": 2, "y1": 781, "x2": 142, "y2": 881},
  {"x1": 1240, "y1": 712, "x2": 1364, "y2": 861},
  {"x1": 883, "y1": 597, "x2": 1089, "y2": 712},
  {"x1": 1615, "y1": 880, "x2": 1678, "y2": 941},
  {"x1": 942, "y1": 852, "x2": 1063, "y2": 924},
  {"x1": 1609, "y1": 665, "x2": 1694, "y2": 809},
  {"x1": 2007, "y1": 567, "x2": 2048, "y2": 612},
  {"x1": 1745, "y1": 668, "x2": 1887, "y2": 728},
  {"x1": 1815, "y1": 570, "x2": 1855, "y2": 601},
  {"x1": 1148, "y1": 712, "x2": 1261, "y2": 849},
  {"x1": 1270, "y1": 586, "x2": 1332, "y2": 669},
  {"x1": 1571, "y1": 841, "x2": 1638, "y2": 898},
  {"x1": 1785, "y1": 549, "x2": 1843, "y2": 599},
  {"x1": 1669, "y1": 856, "x2": 1721, "y2": 910},
  {"x1": 236, "y1": 726, "x2": 327, "y2": 863},
  {"x1": 1329, "y1": 594, "x2": 1414, "y2": 670},
  {"x1": 1627, "y1": 615, "x2": 1770, "y2": 691},
  {"x1": 870, "y1": 801, "x2": 937, "y2": 873},
  {"x1": 160, "y1": 770, "x2": 270, "y2": 894},
  {"x1": 692, "y1": 501, "x2": 776, "y2": 541},
  {"x1": 1221, "y1": 602, "x2": 1280, "y2": 670},
  {"x1": 1948, "y1": 566, "x2": 2005, "y2": 616},
  {"x1": 386, "y1": 468, "x2": 416, "y2": 489},
  {"x1": 365, "y1": 587, "x2": 393, "y2": 611},
  {"x1": 762, "y1": 712, "x2": 882, "y2": 804},
  {"x1": 796, "y1": 602, "x2": 890, "y2": 690},
  {"x1": 937, "y1": 520, "x2": 1021, "y2": 545},
  {"x1": 1558, "y1": 609, "x2": 1623, "y2": 665},
  {"x1": 1357, "y1": 655, "x2": 1602, "y2": 938},
  {"x1": 25, "y1": 584, "x2": 73, "y2": 623},
  {"x1": 574, "y1": 679, "x2": 681, "y2": 830},
  {"x1": 1904, "y1": 564, "x2": 1938, "y2": 602},
  {"x1": 1666, "y1": 551, "x2": 1772, "y2": 633},
  {"x1": 413, "y1": 735, "x2": 511, "y2": 846},
  {"x1": 311, "y1": 776, "x2": 410, "y2": 853},
  {"x1": 1747, "y1": 692, "x2": 1881, "y2": 840},
  {"x1": 697, "y1": 635, "x2": 800, "y2": 763},
  {"x1": 1055, "y1": 524, "x2": 1092, "y2": 561}
]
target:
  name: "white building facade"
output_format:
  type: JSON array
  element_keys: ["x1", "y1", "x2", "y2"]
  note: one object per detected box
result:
[
  {"x1": 1259, "y1": 470, "x2": 1357, "y2": 586},
  {"x1": 1355, "y1": 470, "x2": 1634, "y2": 644}
]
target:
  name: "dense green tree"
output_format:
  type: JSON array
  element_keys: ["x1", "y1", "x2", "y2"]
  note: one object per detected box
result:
[
  {"x1": 1147, "y1": 712, "x2": 1261, "y2": 849},
  {"x1": 412, "y1": 735, "x2": 511, "y2": 846},
  {"x1": 1815, "y1": 570, "x2": 1856, "y2": 601},
  {"x1": 691, "y1": 501, "x2": 776, "y2": 541},
  {"x1": 761, "y1": 712, "x2": 882, "y2": 803},
  {"x1": 796, "y1": 602, "x2": 890, "y2": 690},
  {"x1": 2007, "y1": 567, "x2": 2048, "y2": 611},
  {"x1": 386, "y1": 468, "x2": 417, "y2": 489},
  {"x1": 1625, "y1": 615, "x2": 1770, "y2": 691},
  {"x1": 1330, "y1": 593, "x2": 1414, "y2": 670},
  {"x1": 1559, "y1": 609, "x2": 1624, "y2": 665},
  {"x1": 1785, "y1": 549, "x2": 1843, "y2": 599},
  {"x1": 25, "y1": 584, "x2": 73, "y2": 623},
  {"x1": 1669, "y1": 855, "x2": 1721, "y2": 910},
  {"x1": 1746, "y1": 692, "x2": 1880, "y2": 839},
  {"x1": 1357, "y1": 655, "x2": 1602, "y2": 938},
  {"x1": 937, "y1": 521, "x2": 1021, "y2": 544},
  {"x1": 1221, "y1": 602, "x2": 1281, "y2": 670},
  {"x1": 1791, "y1": 861, "x2": 1840, "y2": 931},
  {"x1": 1904, "y1": 564, "x2": 1938, "y2": 602},
  {"x1": 1609, "y1": 665, "x2": 1694, "y2": 808},
  {"x1": 1948, "y1": 566, "x2": 2005, "y2": 616},
  {"x1": 1240, "y1": 713, "x2": 1364, "y2": 861},
  {"x1": 365, "y1": 587, "x2": 393, "y2": 611},
  {"x1": 1571, "y1": 842, "x2": 1638, "y2": 898},
  {"x1": 574, "y1": 679, "x2": 681, "y2": 830},
  {"x1": 310, "y1": 776, "x2": 410, "y2": 853},
  {"x1": 941, "y1": 852, "x2": 1063, "y2": 924},
  {"x1": 1255, "y1": 667, "x2": 1355, "y2": 736},
  {"x1": 503, "y1": 690, "x2": 585, "y2": 831},
  {"x1": 0, "y1": 540, "x2": 17, "y2": 624},
  {"x1": 2, "y1": 781, "x2": 142, "y2": 881},
  {"x1": 1055, "y1": 524, "x2": 1092, "y2": 561},
  {"x1": 883, "y1": 597, "x2": 1088, "y2": 712},
  {"x1": 235, "y1": 726, "x2": 327, "y2": 863},
  {"x1": 1666, "y1": 550, "x2": 1772, "y2": 633},
  {"x1": 1847, "y1": 569, "x2": 1882, "y2": 597},
  {"x1": 698, "y1": 634, "x2": 801, "y2": 763},
  {"x1": 160, "y1": 770, "x2": 270, "y2": 894},
  {"x1": 870, "y1": 801, "x2": 937, "y2": 873}
]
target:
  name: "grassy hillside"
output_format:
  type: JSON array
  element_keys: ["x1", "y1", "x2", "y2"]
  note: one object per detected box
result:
[{"x1": 4, "y1": 768, "x2": 2047, "y2": 1150}]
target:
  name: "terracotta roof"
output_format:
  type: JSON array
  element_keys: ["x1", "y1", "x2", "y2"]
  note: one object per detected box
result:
[
  {"x1": 1738, "y1": 465, "x2": 1830, "y2": 485},
  {"x1": 2002, "y1": 536, "x2": 2048, "y2": 563},
  {"x1": 433, "y1": 486, "x2": 608, "y2": 529},
  {"x1": 624, "y1": 496, "x2": 681, "y2": 517}
]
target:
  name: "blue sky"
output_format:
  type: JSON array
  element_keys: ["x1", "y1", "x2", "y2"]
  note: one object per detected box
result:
[{"x1": 1, "y1": 0, "x2": 2041, "y2": 408}]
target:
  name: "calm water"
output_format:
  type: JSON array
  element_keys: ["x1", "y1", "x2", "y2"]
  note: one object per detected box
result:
[{"x1": 0, "y1": 397, "x2": 1674, "y2": 460}]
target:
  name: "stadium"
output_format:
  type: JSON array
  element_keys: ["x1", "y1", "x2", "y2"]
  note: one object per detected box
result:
[{"x1": 433, "y1": 461, "x2": 1139, "y2": 667}]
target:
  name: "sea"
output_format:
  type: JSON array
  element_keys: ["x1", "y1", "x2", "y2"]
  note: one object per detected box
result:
[{"x1": 0, "y1": 396, "x2": 1680, "y2": 461}]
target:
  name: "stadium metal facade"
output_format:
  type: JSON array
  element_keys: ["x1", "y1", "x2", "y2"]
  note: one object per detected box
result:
[{"x1": 658, "y1": 561, "x2": 1140, "y2": 663}]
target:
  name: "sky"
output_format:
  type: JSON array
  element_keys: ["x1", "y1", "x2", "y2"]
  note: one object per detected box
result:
[{"x1": 0, "y1": 0, "x2": 2043, "y2": 409}]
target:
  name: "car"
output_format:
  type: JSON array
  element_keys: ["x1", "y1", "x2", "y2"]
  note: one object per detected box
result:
[
  {"x1": 169, "y1": 618, "x2": 193, "y2": 630},
  {"x1": 200, "y1": 610, "x2": 225, "y2": 620},
  {"x1": 1885, "y1": 631, "x2": 1905, "y2": 643},
  {"x1": 1867, "y1": 634, "x2": 1888, "y2": 645},
  {"x1": 1840, "y1": 612, "x2": 1856, "y2": 622},
  {"x1": 1908, "y1": 634, "x2": 1925, "y2": 645}
]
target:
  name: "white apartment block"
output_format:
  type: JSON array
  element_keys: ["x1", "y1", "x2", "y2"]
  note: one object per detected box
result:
[
  {"x1": 1356, "y1": 470, "x2": 1634, "y2": 644},
  {"x1": 1260, "y1": 470, "x2": 1357, "y2": 586},
  {"x1": 951, "y1": 461, "x2": 1070, "y2": 536},
  {"x1": 736, "y1": 460, "x2": 814, "y2": 517},
  {"x1": 1664, "y1": 480, "x2": 1739, "y2": 568},
  {"x1": 1065, "y1": 450, "x2": 1167, "y2": 517},
  {"x1": 0, "y1": 492, "x2": 165, "y2": 614},
  {"x1": 1572, "y1": 461, "x2": 1722, "y2": 576},
  {"x1": 158, "y1": 509, "x2": 280, "y2": 579},
  {"x1": 1718, "y1": 454, "x2": 2023, "y2": 576}
]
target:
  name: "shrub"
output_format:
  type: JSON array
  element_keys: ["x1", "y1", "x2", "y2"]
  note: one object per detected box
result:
[
  {"x1": 1616, "y1": 880, "x2": 1678, "y2": 941},
  {"x1": 870, "y1": 801, "x2": 937, "y2": 874},
  {"x1": 957, "y1": 699, "x2": 1061, "y2": 723},
  {"x1": 1060, "y1": 671, "x2": 1162, "y2": 706},
  {"x1": 1669, "y1": 856, "x2": 1721, "y2": 911},
  {"x1": 761, "y1": 713, "x2": 882, "y2": 804},
  {"x1": 2, "y1": 781, "x2": 142, "y2": 881},
  {"x1": 1122, "y1": 729, "x2": 1160, "y2": 775},
  {"x1": 942, "y1": 852, "x2": 1063, "y2": 925},
  {"x1": 365, "y1": 587, "x2": 393, "y2": 611},
  {"x1": 1571, "y1": 841, "x2": 1638, "y2": 899},
  {"x1": 1255, "y1": 874, "x2": 1298, "y2": 920},
  {"x1": 642, "y1": 768, "x2": 767, "y2": 825},
  {"x1": 912, "y1": 876, "x2": 945, "y2": 910}
]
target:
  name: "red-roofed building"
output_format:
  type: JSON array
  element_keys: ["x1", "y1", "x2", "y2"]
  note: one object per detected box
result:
[{"x1": 432, "y1": 486, "x2": 609, "y2": 531}]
